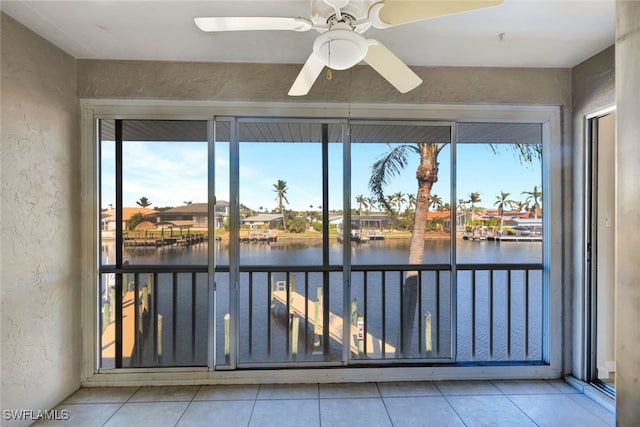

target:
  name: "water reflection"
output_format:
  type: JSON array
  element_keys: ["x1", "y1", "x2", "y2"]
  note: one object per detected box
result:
[{"x1": 102, "y1": 237, "x2": 541, "y2": 266}]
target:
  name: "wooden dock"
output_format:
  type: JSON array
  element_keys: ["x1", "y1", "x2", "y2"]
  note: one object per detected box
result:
[
  {"x1": 272, "y1": 288, "x2": 395, "y2": 356},
  {"x1": 101, "y1": 288, "x2": 162, "y2": 364},
  {"x1": 462, "y1": 234, "x2": 487, "y2": 241},
  {"x1": 101, "y1": 290, "x2": 140, "y2": 362},
  {"x1": 239, "y1": 233, "x2": 278, "y2": 244},
  {"x1": 487, "y1": 235, "x2": 542, "y2": 242},
  {"x1": 123, "y1": 233, "x2": 206, "y2": 247}
]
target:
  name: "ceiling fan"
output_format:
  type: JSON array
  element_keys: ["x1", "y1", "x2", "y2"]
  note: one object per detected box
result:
[{"x1": 195, "y1": 0, "x2": 503, "y2": 96}]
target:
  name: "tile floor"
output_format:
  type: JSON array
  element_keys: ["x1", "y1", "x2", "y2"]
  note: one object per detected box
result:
[{"x1": 33, "y1": 379, "x2": 614, "y2": 427}]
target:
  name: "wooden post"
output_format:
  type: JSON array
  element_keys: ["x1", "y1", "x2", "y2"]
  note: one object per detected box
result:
[
  {"x1": 314, "y1": 285, "x2": 322, "y2": 350},
  {"x1": 147, "y1": 274, "x2": 153, "y2": 310},
  {"x1": 109, "y1": 285, "x2": 116, "y2": 322},
  {"x1": 291, "y1": 316, "x2": 299, "y2": 356},
  {"x1": 351, "y1": 298, "x2": 358, "y2": 325},
  {"x1": 315, "y1": 286, "x2": 323, "y2": 331},
  {"x1": 224, "y1": 313, "x2": 231, "y2": 358},
  {"x1": 424, "y1": 311, "x2": 432, "y2": 353},
  {"x1": 357, "y1": 315, "x2": 365, "y2": 355},
  {"x1": 102, "y1": 298, "x2": 111, "y2": 333},
  {"x1": 157, "y1": 314, "x2": 163, "y2": 363}
]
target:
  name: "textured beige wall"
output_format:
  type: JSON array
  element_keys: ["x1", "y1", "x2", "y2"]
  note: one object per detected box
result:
[
  {"x1": 1, "y1": 14, "x2": 81, "y2": 426},
  {"x1": 78, "y1": 59, "x2": 571, "y2": 107},
  {"x1": 616, "y1": 1, "x2": 640, "y2": 423},
  {"x1": 569, "y1": 46, "x2": 615, "y2": 379}
]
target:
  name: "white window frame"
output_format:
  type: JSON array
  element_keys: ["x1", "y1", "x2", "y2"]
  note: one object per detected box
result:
[{"x1": 80, "y1": 99, "x2": 562, "y2": 386}]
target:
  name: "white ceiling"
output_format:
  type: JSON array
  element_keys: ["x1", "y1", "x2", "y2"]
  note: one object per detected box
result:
[{"x1": 2, "y1": 0, "x2": 615, "y2": 68}]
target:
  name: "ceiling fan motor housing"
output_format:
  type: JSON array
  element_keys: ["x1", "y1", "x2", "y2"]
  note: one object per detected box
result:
[
  {"x1": 310, "y1": 0, "x2": 376, "y2": 33},
  {"x1": 313, "y1": 23, "x2": 369, "y2": 70}
]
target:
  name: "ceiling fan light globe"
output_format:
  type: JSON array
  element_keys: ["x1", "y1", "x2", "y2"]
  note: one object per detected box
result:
[{"x1": 312, "y1": 29, "x2": 368, "y2": 70}]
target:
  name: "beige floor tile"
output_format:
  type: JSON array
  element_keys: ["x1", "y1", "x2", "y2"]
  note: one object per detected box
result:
[
  {"x1": 103, "y1": 401, "x2": 189, "y2": 427},
  {"x1": 250, "y1": 399, "x2": 319, "y2": 427},
  {"x1": 31, "y1": 403, "x2": 121, "y2": 427},
  {"x1": 178, "y1": 401, "x2": 254, "y2": 427},
  {"x1": 384, "y1": 396, "x2": 465, "y2": 427},
  {"x1": 378, "y1": 381, "x2": 441, "y2": 397},
  {"x1": 257, "y1": 383, "x2": 319, "y2": 400},
  {"x1": 194, "y1": 384, "x2": 259, "y2": 401},
  {"x1": 63, "y1": 387, "x2": 139, "y2": 404},
  {"x1": 491, "y1": 379, "x2": 560, "y2": 394},
  {"x1": 446, "y1": 395, "x2": 537, "y2": 427},
  {"x1": 319, "y1": 382, "x2": 380, "y2": 399},
  {"x1": 435, "y1": 380, "x2": 501, "y2": 396},
  {"x1": 509, "y1": 394, "x2": 610, "y2": 426},
  {"x1": 320, "y1": 398, "x2": 392, "y2": 427},
  {"x1": 130, "y1": 385, "x2": 200, "y2": 402}
]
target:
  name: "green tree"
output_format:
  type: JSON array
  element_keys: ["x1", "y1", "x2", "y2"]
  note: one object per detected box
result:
[
  {"x1": 494, "y1": 191, "x2": 516, "y2": 232},
  {"x1": 136, "y1": 196, "x2": 152, "y2": 208},
  {"x1": 468, "y1": 192, "x2": 482, "y2": 223},
  {"x1": 392, "y1": 191, "x2": 406, "y2": 213},
  {"x1": 126, "y1": 212, "x2": 145, "y2": 230},
  {"x1": 429, "y1": 194, "x2": 443, "y2": 212},
  {"x1": 407, "y1": 193, "x2": 417, "y2": 210},
  {"x1": 355, "y1": 194, "x2": 368, "y2": 215},
  {"x1": 286, "y1": 216, "x2": 307, "y2": 233},
  {"x1": 370, "y1": 141, "x2": 540, "y2": 355},
  {"x1": 366, "y1": 197, "x2": 377, "y2": 213},
  {"x1": 513, "y1": 200, "x2": 529, "y2": 213},
  {"x1": 369, "y1": 142, "x2": 445, "y2": 355},
  {"x1": 522, "y1": 185, "x2": 542, "y2": 219},
  {"x1": 273, "y1": 179, "x2": 289, "y2": 231}
]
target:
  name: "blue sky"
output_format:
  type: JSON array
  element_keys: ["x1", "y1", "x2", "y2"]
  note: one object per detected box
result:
[{"x1": 102, "y1": 140, "x2": 541, "y2": 211}]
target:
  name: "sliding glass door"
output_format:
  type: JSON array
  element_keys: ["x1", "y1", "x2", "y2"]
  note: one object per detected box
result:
[
  {"x1": 98, "y1": 119, "x2": 210, "y2": 368},
  {"x1": 96, "y1": 115, "x2": 548, "y2": 371}
]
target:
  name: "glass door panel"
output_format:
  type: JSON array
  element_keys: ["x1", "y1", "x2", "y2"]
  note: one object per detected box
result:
[
  {"x1": 98, "y1": 119, "x2": 209, "y2": 368},
  {"x1": 235, "y1": 120, "x2": 344, "y2": 365},
  {"x1": 349, "y1": 123, "x2": 453, "y2": 361},
  {"x1": 456, "y1": 122, "x2": 544, "y2": 363},
  {"x1": 587, "y1": 112, "x2": 616, "y2": 392}
]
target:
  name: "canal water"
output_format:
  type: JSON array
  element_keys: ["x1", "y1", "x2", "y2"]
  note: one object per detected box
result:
[{"x1": 101, "y1": 238, "x2": 543, "y2": 368}]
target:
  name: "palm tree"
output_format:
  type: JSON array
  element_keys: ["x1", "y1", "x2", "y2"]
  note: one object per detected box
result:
[
  {"x1": 366, "y1": 197, "x2": 377, "y2": 214},
  {"x1": 369, "y1": 142, "x2": 445, "y2": 355},
  {"x1": 407, "y1": 193, "x2": 417, "y2": 210},
  {"x1": 468, "y1": 192, "x2": 482, "y2": 223},
  {"x1": 393, "y1": 191, "x2": 406, "y2": 213},
  {"x1": 457, "y1": 198, "x2": 467, "y2": 212},
  {"x1": 136, "y1": 196, "x2": 152, "y2": 208},
  {"x1": 370, "y1": 142, "x2": 540, "y2": 355},
  {"x1": 355, "y1": 194, "x2": 368, "y2": 215},
  {"x1": 273, "y1": 179, "x2": 289, "y2": 231},
  {"x1": 494, "y1": 191, "x2": 516, "y2": 232},
  {"x1": 429, "y1": 194, "x2": 443, "y2": 212},
  {"x1": 513, "y1": 200, "x2": 529, "y2": 213},
  {"x1": 522, "y1": 185, "x2": 542, "y2": 219},
  {"x1": 385, "y1": 194, "x2": 397, "y2": 215}
]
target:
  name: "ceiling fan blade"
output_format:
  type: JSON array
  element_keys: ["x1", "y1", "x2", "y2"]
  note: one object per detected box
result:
[
  {"x1": 288, "y1": 53, "x2": 325, "y2": 96},
  {"x1": 194, "y1": 16, "x2": 312, "y2": 32},
  {"x1": 363, "y1": 40, "x2": 422, "y2": 93},
  {"x1": 370, "y1": 0, "x2": 503, "y2": 28}
]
